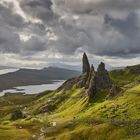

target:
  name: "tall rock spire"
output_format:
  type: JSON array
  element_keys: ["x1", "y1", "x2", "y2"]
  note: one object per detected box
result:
[
  {"x1": 96, "y1": 62, "x2": 112, "y2": 90},
  {"x1": 82, "y1": 52, "x2": 90, "y2": 74}
]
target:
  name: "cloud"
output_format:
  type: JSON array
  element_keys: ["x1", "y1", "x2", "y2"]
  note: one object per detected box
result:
[
  {"x1": 50, "y1": 0, "x2": 140, "y2": 58},
  {"x1": 20, "y1": 0, "x2": 56, "y2": 23},
  {"x1": 104, "y1": 12, "x2": 139, "y2": 37},
  {"x1": 0, "y1": 0, "x2": 140, "y2": 68},
  {"x1": 0, "y1": 3, "x2": 22, "y2": 53},
  {"x1": 22, "y1": 36, "x2": 47, "y2": 54},
  {"x1": 0, "y1": 26, "x2": 21, "y2": 53},
  {"x1": 52, "y1": 0, "x2": 140, "y2": 14},
  {"x1": 0, "y1": 2, "x2": 26, "y2": 28},
  {"x1": 0, "y1": 1, "x2": 48, "y2": 54}
]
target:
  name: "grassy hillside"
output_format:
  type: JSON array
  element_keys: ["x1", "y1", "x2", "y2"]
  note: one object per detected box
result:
[
  {"x1": 0, "y1": 84, "x2": 139, "y2": 140},
  {"x1": 110, "y1": 65, "x2": 140, "y2": 85},
  {"x1": 0, "y1": 65, "x2": 140, "y2": 140}
]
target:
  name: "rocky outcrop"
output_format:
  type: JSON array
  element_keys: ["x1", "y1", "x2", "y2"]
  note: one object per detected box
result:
[
  {"x1": 82, "y1": 52, "x2": 90, "y2": 74},
  {"x1": 57, "y1": 53, "x2": 112, "y2": 102},
  {"x1": 96, "y1": 62, "x2": 112, "y2": 90},
  {"x1": 11, "y1": 109, "x2": 24, "y2": 120},
  {"x1": 86, "y1": 62, "x2": 112, "y2": 102},
  {"x1": 58, "y1": 53, "x2": 90, "y2": 91},
  {"x1": 106, "y1": 85, "x2": 122, "y2": 99}
]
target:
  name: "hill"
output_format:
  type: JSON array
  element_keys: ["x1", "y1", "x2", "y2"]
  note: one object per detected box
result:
[
  {"x1": 0, "y1": 65, "x2": 18, "y2": 70},
  {"x1": 0, "y1": 67, "x2": 80, "y2": 91},
  {"x1": 0, "y1": 53, "x2": 139, "y2": 140},
  {"x1": 110, "y1": 64, "x2": 140, "y2": 85}
]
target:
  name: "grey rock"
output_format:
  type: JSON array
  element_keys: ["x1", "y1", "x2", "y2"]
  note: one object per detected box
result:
[
  {"x1": 96, "y1": 62, "x2": 112, "y2": 90},
  {"x1": 87, "y1": 65, "x2": 96, "y2": 102},
  {"x1": 107, "y1": 85, "x2": 122, "y2": 99},
  {"x1": 82, "y1": 52, "x2": 90, "y2": 74}
]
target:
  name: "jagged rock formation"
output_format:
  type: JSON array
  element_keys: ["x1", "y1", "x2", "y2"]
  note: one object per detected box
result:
[
  {"x1": 96, "y1": 62, "x2": 112, "y2": 90},
  {"x1": 82, "y1": 52, "x2": 90, "y2": 74},
  {"x1": 87, "y1": 62, "x2": 112, "y2": 102},
  {"x1": 57, "y1": 53, "x2": 112, "y2": 102},
  {"x1": 57, "y1": 53, "x2": 90, "y2": 91},
  {"x1": 82, "y1": 54, "x2": 112, "y2": 102}
]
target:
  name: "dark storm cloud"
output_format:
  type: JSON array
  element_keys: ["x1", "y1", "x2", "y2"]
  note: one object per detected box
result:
[
  {"x1": 89, "y1": 12, "x2": 140, "y2": 57},
  {"x1": 22, "y1": 36, "x2": 47, "y2": 53},
  {"x1": 0, "y1": 3, "x2": 26, "y2": 29},
  {"x1": 0, "y1": 25, "x2": 21, "y2": 53},
  {"x1": 0, "y1": 3, "x2": 23, "y2": 53},
  {"x1": 0, "y1": 2, "x2": 48, "y2": 54},
  {"x1": 20, "y1": 0, "x2": 56, "y2": 23},
  {"x1": 50, "y1": 0, "x2": 140, "y2": 58},
  {"x1": 0, "y1": 0, "x2": 140, "y2": 67},
  {"x1": 53, "y1": 0, "x2": 140, "y2": 14},
  {"x1": 104, "y1": 12, "x2": 139, "y2": 37}
]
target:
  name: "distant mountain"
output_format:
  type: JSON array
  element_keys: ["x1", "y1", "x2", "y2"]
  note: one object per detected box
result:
[
  {"x1": 47, "y1": 62, "x2": 113, "y2": 71},
  {"x1": 0, "y1": 65, "x2": 18, "y2": 70},
  {"x1": 0, "y1": 67, "x2": 80, "y2": 91},
  {"x1": 47, "y1": 62, "x2": 82, "y2": 71}
]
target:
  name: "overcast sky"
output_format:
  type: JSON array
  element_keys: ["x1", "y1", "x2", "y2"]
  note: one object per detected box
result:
[{"x1": 0, "y1": 0, "x2": 140, "y2": 69}]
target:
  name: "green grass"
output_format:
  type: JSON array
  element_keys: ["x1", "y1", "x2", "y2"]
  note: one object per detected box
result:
[
  {"x1": 0, "y1": 68, "x2": 140, "y2": 140},
  {"x1": 110, "y1": 68, "x2": 139, "y2": 85},
  {"x1": 0, "y1": 125, "x2": 32, "y2": 140},
  {"x1": 41, "y1": 83, "x2": 140, "y2": 140},
  {"x1": 51, "y1": 124, "x2": 128, "y2": 140},
  {"x1": 0, "y1": 94, "x2": 35, "y2": 105},
  {"x1": 0, "y1": 83, "x2": 140, "y2": 140}
]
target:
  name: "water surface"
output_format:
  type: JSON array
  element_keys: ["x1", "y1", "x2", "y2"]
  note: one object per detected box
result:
[{"x1": 0, "y1": 80, "x2": 65, "y2": 96}]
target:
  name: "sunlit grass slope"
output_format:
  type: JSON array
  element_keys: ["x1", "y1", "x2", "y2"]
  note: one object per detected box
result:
[
  {"x1": 0, "y1": 66, "x2": 140, "y2": 140},
  {"x1": 41, "y1": 84, "x2": 140, "y2": 140}
]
